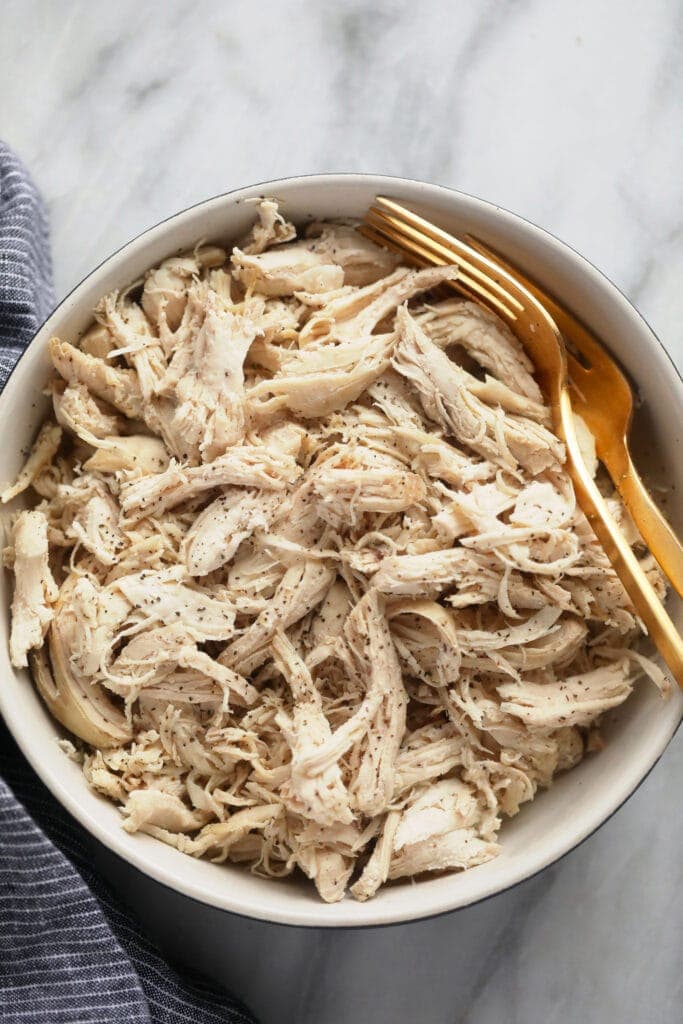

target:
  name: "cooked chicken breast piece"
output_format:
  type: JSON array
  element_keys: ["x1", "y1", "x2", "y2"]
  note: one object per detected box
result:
[
  {"x1": 498, "y1": 660, "x2": 633, "y2": 728},
  {"x1": 183, "y1": 489, "x2": 280, "y2": 576},
  {"x1": 302, "y1": 223, "x2": 401, "y2": 286},
  {"x1": 393, "y1": 722, "x2": 465, "y2": 795},
  {"x1": 141, "y1": 255, "x2": 199, "y2": 337},
  {"x1": 388, "y1": 821, "x2": 500, "y2": 879},
  {"x1": 8, "y1": 511, "x2": 58, "y2": 666},
  {"x1": 83, "y1": 435, "x2": 170, "y2": 476},
  {"x1": 50, "y1": 336, "x2": 192, "y2": 461},
  {"x1": 293, "y1": 845, "x2": 355, "y2": 904},
  {"x1": 160, "y1": 284, "x2": 261, "y2": 461},
  {"x1": 96, "y1": 292, "x2": 167, "y2": 401},
  {"x1": 110, "y1": 624, "x2": 257, "y2": 708},
  {"x1": 372, "y1": 548, "x2": 481, "y2": 598},
  {"x1": 53, "y1": 382, "x2": 124, "y2": 447},
  {"x1": 311, "y1": 450, "x2": 426, "y2": 528},
  {"x1": 233, "y1": 219, "x2": 400, "y2": 297},
  {"x1": 386, "y1": 599, "x2": 461, "y2": 688},
  {"x1": 1, "y1": 423, "x2": 62, "y2": 503},
  {"x1": 343, "y1": 590, "x2": 407, "y2": 817},
  {"x1": 222, "y1": 560, "x2": 335, "y2": 675},
  {"x1": 416, "y1": 299, "x2": 542, "y2": 402},
  {"x1": 247, "y1": 334, "x2": 395, "y2": 419},
  {"x1": 393, "y1": 307, "x2": 564, "y2": 474},
  {"x1": 272, "y1": 632, "x2": 352, "y2": 827},
  {"x1": 49, "y1": 338, "x2": 144, "y2": 420},
  {"x1": 239, "y1": 198, "x2": 296, "y2": 255},
  {"x1": 305, "y1": 577, "x2": 353, "y2": 667},
  {"x1": 122, "y1": 789, "x2": 208, "y2": 835},
  {"x1": 300, "y1": 265, "x2": 459, "y2": 347},
  {"x1": 232, "y1": 242, "x2": 345, "y2": 297},
  {"x1": 115, "y1": 569, "x2": 236, "y2": 641},
  {"x1": 79, "y1": 322, "x2": 118, "y2": 360},
  {"x1": 350, "y1": 811, "x2": 401, "y2": 901},
  {"x1": 120, "y1": 446, "x2": 301, "y2": 519},
  {"x1": 30, "y1": 576, "x2": 132, "y2": 747},
  {"x1": 65, "y1": 480, "x2": 124, "y2": 566}
]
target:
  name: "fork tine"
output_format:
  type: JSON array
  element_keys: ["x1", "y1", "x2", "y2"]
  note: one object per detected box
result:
[
  {"x1": 366, "y1": 196, "x2": 570, "y2": 391},
  {"x1": 372, "y1": 198, "x2": 569, "y2": 347},
  {"x1": 358, "y1": 223, "x2": 428, "y2": 265},
  {"x1": 375, "y1": 197, "x2": 521, "y2": 293},
  {"x1": 360, "y1": 219, "x2": 519, "y2": 321},
  {"x1": 566, "y1": 350, "x2": 591, "y2": 381},
  {"x1": 374, "y1": 197, "x2": 528, "y2": 313},
  {"x1": 566, "y1": 353, "x2": 592, "y2": 408},
  {"x1": 363, "y1": 213, "x2": 520, "y2": 321},
  {"x1": 366, "y1": 207, "x2": 523, "y2": 314}
]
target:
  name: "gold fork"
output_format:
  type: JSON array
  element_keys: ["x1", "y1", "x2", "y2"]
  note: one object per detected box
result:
[
  {"x1": 361, "y1": 195, "x2": 683, "y2": 689},
  {"x1": 464, "y1": 235, "x2": 683, "y2": 601}
]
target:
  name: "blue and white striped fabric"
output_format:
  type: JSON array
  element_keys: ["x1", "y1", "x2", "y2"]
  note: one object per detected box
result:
[{"x1": 0, "y1": 141, "x2": 256, "y2": 1024}]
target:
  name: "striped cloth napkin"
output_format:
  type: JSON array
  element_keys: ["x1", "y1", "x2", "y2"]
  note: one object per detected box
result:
[{"x1": 0, "y1": 141, "x2": 256, "y2": 1024}]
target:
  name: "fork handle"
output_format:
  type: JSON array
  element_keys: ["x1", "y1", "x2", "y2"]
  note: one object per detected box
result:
[
  {"x1": 601, "y1": 445, "x2": 683, "y2": 601},
  {"x1": 562, "y1": 391, "x2": 683, "y2": 688}
]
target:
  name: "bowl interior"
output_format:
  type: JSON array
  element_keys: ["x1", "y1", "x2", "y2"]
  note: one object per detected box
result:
[{"x1": 1, "y1": 175, "x2": 681, "y2": 928}]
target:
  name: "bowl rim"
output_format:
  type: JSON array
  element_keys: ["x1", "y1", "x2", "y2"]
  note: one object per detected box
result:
[{"x1": 1, "y1": 172, "x2": 682, "y2": 929}]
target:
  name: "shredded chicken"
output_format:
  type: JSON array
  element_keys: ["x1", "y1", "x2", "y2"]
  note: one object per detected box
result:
[
  {"x1": 8, "y1": 511, "x2": 57, "y2": 666},
  {"x1": 4, "y1": 202, "x2": 669, "y2": 904},
  {"x1": 1, "y1": 424, "x2": 62, "y2": 503}
]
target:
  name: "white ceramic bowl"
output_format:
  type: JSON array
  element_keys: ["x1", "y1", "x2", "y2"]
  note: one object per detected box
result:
[{"x1": 1, "y1": 174, "x2": 682, "y2": 932}]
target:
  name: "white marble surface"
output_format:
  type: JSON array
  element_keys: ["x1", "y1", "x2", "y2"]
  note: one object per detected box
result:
[{"x1": 2, "y1": 1, "x2": 683, "y2": 1021}]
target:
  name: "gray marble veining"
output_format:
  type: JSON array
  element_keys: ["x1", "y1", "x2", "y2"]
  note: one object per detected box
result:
[{"x1": 2, "y1": 1, "x2": 683, "y2": 1022}]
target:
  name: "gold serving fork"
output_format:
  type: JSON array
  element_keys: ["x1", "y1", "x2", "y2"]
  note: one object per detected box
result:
[
  {"x1": 464, "y1": 235, "x2": 683, "y2": 601},
  {"x1": 361, "y1": 195, "x2": 683, "y2": 688}
]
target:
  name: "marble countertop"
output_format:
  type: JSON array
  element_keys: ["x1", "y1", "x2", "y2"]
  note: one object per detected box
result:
[{"x1": 2, "y1": 1, "x2": 683, "y2": 1022}]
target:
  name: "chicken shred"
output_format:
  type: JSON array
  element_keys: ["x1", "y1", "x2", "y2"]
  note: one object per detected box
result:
[
  {"x1": 8, "y1": 511, "x2": 57, "y2": 666},
  {"x1": 4, "y1": 202, "x2": 669, "y2": 904}
]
